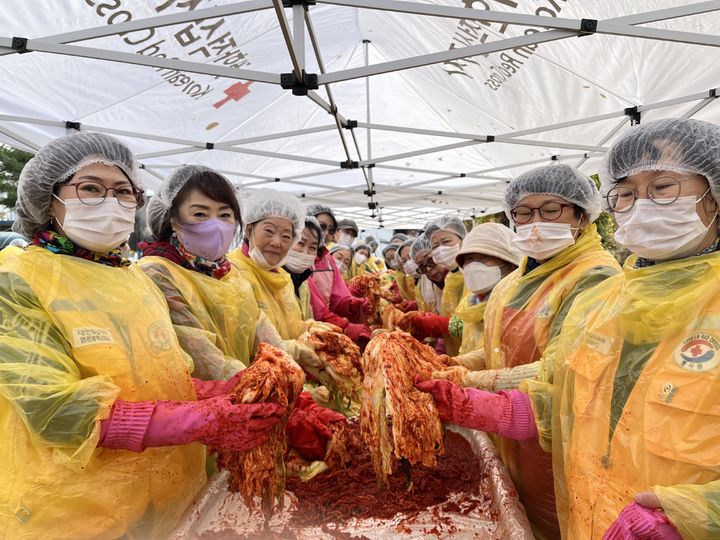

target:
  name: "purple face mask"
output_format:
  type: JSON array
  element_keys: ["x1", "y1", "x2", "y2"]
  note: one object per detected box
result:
[{"x1": 175, "y1": 218, "x2": 236, "y2": 261}]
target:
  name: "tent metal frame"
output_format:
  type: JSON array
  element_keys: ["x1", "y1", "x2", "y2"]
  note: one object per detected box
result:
[{"x1": 1, "y1": 0, "x2": 720, "y2": 227}]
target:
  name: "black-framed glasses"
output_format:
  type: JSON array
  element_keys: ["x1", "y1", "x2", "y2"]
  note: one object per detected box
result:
[
  {"x1": 61, "y1": 180, "x2": 143, "y2": 209},
  {"x1": 416, "y1": 257, "x2": 437, "y2": 274},
  {"x1": 605, "y1": 175, "x2": 696, "y2": 213},
  {"x1": 319, "y1": 223, "x2": 336, "y2": 235},
  {"x1": 510, "y1": 202, "x2": 574, "y2": 224}
]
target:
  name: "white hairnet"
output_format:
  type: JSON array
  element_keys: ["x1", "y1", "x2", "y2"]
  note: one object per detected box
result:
[
  {"x1": 303, "y1": 215, "x2": 324, "y2": 249},
  {"x1": 329, "y1": 243, "x2": 354, "y2": 256},
  {"x1": 336, "y1": 218, "x2": 358, "y2": 235},
  {"x1": 424, "y1": 214, "x2": 467, "y2": 241},
  {"x1": 146, "y1": 165, "x2": 237, "y2": 239},
  {"x1": 242, "y1": 189, "x2": 306, "y2": 242},
  {"x1": 394, "y1": 238, "x2": 415, "y2": 266},
  {"x1": 390, "y1": 233, "x2": 410, "y2": 244},
  {"x1": 13, "y1": 132, "x2": 143, "y2": 236},
  {"x1": 456, "y1": 222, "x2": 523, "y2": 267},
  {"x1": 504, "y1": 163, "x2": 601, "y2": 223},
  {"x1": 600, "y1": 117, "x2": 720, "y2": 207},
  {"x1": 306, "y1": 203, "x2": 336, "y2": 226},
  {"x1": 382, "y1": 243, "x2": 398, "y2": 257},
  {"x1": 410, "y1": 234, "x2": 432, "y2": 261}
]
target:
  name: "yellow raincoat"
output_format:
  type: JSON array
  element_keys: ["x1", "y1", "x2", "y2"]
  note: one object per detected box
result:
[
  {"x1": 394, "y1": 269, "x2": 417, "y2": 302},
  {"x1": 484, "y1": 223, "x2": 621, "y2": 539},
  {"x1": 440, "y1": 270, "x2": 465, "y2": 356},
  {"x1": 0, "y1": 247, "x2": 205, "y2": 539},
  {"x1": 138, "y1": 256, "x2": 261, "y2": 379},
  {"x1": 523, "y1": 250, "x2": 720, "y2": 539},
  {"x1": 228, "y1": 249, "x2": 306, "y2": 340},
  {"x1": 455, "y1": 291, "x2": 487, "y2": 356}
]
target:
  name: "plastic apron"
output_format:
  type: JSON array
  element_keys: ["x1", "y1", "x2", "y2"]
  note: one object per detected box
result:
[
  {"x1": 298, "y1": 281, "x2": 313, "y2": 321},
  {"x1": 415, "y1": 275, "x2": 442, "y2": 314},
  {"x1": 523, "y1": 250, "x2": 720, "y2": 540},
  {"x1": 455, "y1": 291, "x2": 487, "y2": 356},
  {"x1": 484, "y1": 224, "x2": 621, "y2": 540},
  {"x1": 0, "y1": 247, "x2": 205, "y2": 540},
  {"x1": 440, "y1": 270, "x2": 465, "y2": 356},
  {"x1": 228, "y1": 249, "x2": 306, "y2": 340},
  {"x1": 138, "y1": 256, "x2": 259, "y2": 380}
]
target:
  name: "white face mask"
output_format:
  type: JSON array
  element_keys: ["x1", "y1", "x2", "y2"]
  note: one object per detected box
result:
[
  {"x1": 431, "y1": 244, "x2": 461, "y2": 270},
  {"x1": 55, "y1": 196, "x2": 135, "y2": 253},
  {"x1": 336, "y1": 260, "x2": 349, "y2": 274},
  {"x1": 614, "y1": 194, "x2": 716, "y2": 261},
  {"x1": 462, "y1": 262, "x2": 502, "y2": 294},
  {"x1": 336, "y1": 233, "x2": 353, "y2": 245},
  {"x1": 354, "y1": 253, "x2": 368, "y2": 265},
  {"x1": 403, "y1": 259, "x2": 419, "y2": 276},
  {"x1": 285, "y1": 249, "x2": 316, "y2": 273},
  {"x1": 512, "y1": 222, "x2": 577, "y2": 260}
]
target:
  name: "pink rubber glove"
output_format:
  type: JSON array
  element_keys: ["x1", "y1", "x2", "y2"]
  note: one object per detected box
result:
[
  {"x1": 99, "y1": 397, "x2": 284, "y2": 452},
  {"x1": 603, "y1": 502, "x2": 681, "y2": 540},
  {"x1": 192, "y1": 370, "x2": 246, "y2": 400},
  {"x1": 415, "y1": 378, "x2": 537, "y2": 440}
]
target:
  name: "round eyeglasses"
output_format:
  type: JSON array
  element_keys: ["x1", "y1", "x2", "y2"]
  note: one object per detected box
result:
[
  {"x1": 510, "y1": 202, "x2": 574, "y2": 225},
  {"x1": 605, "y1": 175, "x2": 691, "y2": 213},
  {"x1": 60, "y1": 180, "x2": 143, "y2": 209},
  {"x1": 416, "y1": 257, "x2": 437, "y2": 274}
]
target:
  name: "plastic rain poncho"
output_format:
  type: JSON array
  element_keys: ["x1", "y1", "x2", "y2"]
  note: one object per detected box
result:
[
  {"x1": 483, "y1": 223, "x2": 620, "y2": 539},
  {"x1": 522, "y1": 249, "x2": 720, "y2": 539},
  {"x1": 0, "y1": 247, "x2": 205, "y2": 539}
]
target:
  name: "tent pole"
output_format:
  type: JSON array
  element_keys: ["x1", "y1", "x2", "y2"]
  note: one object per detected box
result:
[
  {"x1": 574, "y1": 118, "x2": 628, "y2": 168},
  {"x1": 363, "y1": 39, "x2": 374, "y2": 194},
  {"x1": 316, "y1": 2, "x2": 720, "y2": 84},
  {"x1": 0, "y1": 38, "x2": 281, "y2": 84},
  {"x1": 0, "y1": 0, "x2": 275, "y2": 58}
]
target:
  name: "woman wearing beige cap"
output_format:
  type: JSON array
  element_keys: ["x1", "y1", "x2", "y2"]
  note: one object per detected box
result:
[{"x1": 450, "y1": 223, "x2": 522, "y2": 366}]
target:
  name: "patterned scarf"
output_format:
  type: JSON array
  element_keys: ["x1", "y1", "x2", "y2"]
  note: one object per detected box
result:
[
  {"x1": 30, "y1": 230, "x2": 130, "y2": 267},
  {"x1": 170, "y1": 234, "x2": 232, "y2": 280},
  {"x1": 634, "y1": 238, "x2": 720, "y2": 268}
]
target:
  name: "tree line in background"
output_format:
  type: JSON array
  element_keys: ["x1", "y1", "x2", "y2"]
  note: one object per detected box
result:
[{"x1": 0, "y1": 146, "x2": 33, "y2": 211}]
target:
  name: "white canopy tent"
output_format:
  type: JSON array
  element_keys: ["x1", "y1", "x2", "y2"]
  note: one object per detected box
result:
[{"x1": 1, "y1": 0, "x2": 719, "y2": 228}]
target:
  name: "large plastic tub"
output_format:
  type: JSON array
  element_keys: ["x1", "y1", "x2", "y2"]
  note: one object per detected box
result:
[{"x1": 171, "y1": 426, "x2": 533, "y2": 539}]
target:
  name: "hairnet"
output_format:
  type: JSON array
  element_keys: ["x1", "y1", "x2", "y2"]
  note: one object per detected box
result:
[
  {"x1": 456, "y1": 222, "x2": 523, "y2": 267},
  {"x1": 354, "y1": 243, "x2": 371, "y2": 254},
  {"x1": 329, "y1": 243, "x2": 354, "y2": 256},
  {"x1": 336, "y1": 218, "x2": 358, "y2": 235},
  {"x1": 600, "y1": 117, "x2": 720, "y2": 207},
  {"x1": 382, "y1": 243, "x2": 398, "y2": 257},
  {"x1": 504, "y1": 163, "x2": 601, "y2": 223},
  {"x1": 303, "y1": 215, "x2": 324, "y2": 250},
  {"x1": 390, "y1": 233, "x2": 410, "y2": 244},
  {"x1": 14, "y1": 132, "x2": 143, "y2": 236},
  {"x1": 394, "y1": 238, "x2": 415, "y2": 266},
  {"x1": 146, "y1": 165, "x2": 237, "y2": 239},
  {"x1": 243, "y1": 189, "x2": 306, "y2": 242},
  {"x1": 424, "y1": 214, "x2": 467, "y2": 242},
  {"x1": 306, "y1": 203, "x2": 337, "y2": 227},
  {"x1": 410, "y1": 234, "x2": 432, "y2": 261}
]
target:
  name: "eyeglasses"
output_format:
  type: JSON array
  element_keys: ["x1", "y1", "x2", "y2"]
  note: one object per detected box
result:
[
  {"x1": 416, "y1": 257, "x2": 437, "y2": 274},
  {"x1": 510, "y1": 202, "x2": 574, "y2": 224},
  {"x1": 61, "y1": 180, "x2": 143, "y2": 209},
  {"x1": 606, "y1": 175, "x2": 697, "y2": 213},
  {"x1": 319, "y1": 224, "x2": 336, "y2": 235}
]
